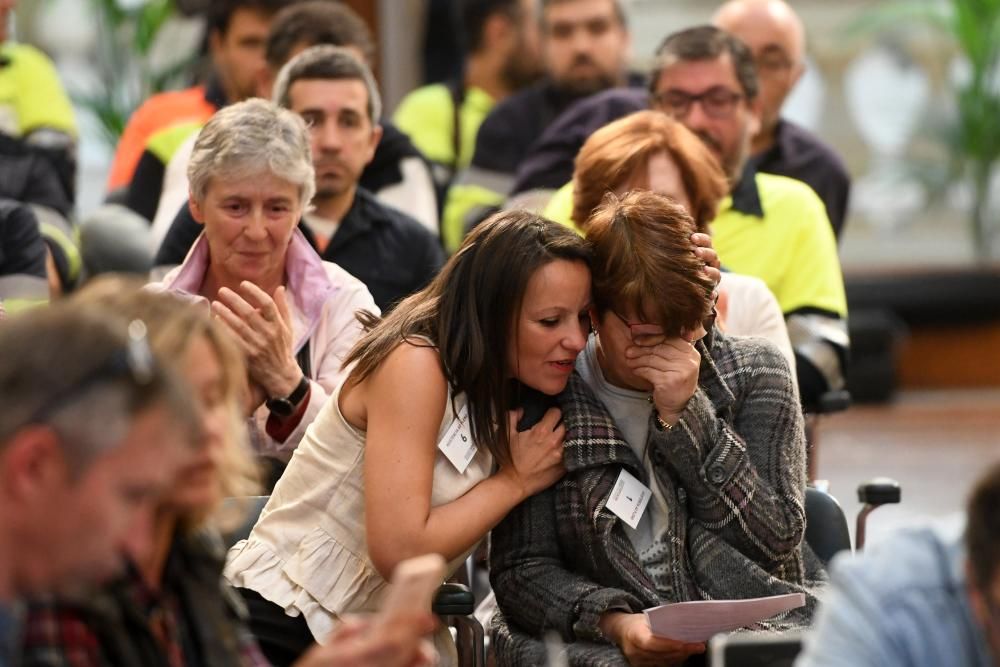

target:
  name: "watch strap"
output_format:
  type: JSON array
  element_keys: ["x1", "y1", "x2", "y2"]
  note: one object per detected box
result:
[
  {"x1": 286, "y1": 374, "x2": 310, "y2": 406},
  {"x1": 266, "y1": 375, "x2": 310, "y2": 417}
]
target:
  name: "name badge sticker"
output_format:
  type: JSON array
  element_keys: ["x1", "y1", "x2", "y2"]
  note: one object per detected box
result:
[
  {"x1": 438, "y1": 404, "x2": 477, "y2": 474},
  {"x1": 605, "y1": 469, "x2": 651, "y2": 529}
]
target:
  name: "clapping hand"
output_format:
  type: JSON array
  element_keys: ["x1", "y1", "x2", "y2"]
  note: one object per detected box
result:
[{"x1": 212, "y1": 281, "x2": 303, "y2": 400}]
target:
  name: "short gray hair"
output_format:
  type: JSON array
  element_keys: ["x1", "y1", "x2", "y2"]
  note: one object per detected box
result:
[
  {"x1": 188, "y1": 98, "x2": 316, "y2": 208},
  {"x1": 272, "y1": 45, "x2": 382, "y2": 125},
  {"x1": 0, "y1": 301, "x2": 200, "y2": 476}
]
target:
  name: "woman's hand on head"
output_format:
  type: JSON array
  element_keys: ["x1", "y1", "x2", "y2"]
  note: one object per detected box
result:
[
  {"x1": 691, "y1": 232, "x2": 721, "y2": 280},
  {"x1": 691, "y1": 232, "x2": 722, "y2": 311},
  {"x1": 212, "y1": 282, "x2": 302, "y2": 399},
  {"x1": 625, "y1": 336, "x2": 701, "y2": 427},
  {"x1": 500, "y1": 407, "x2": 566, "y2": 500},
  {"x1": 600, "y1": 612, "x2": 705, "y2": 667}
]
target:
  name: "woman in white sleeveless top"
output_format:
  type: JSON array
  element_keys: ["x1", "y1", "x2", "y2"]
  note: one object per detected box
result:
[{"x1": 225, "y1": 210, "x2": 595, "y2": 666}]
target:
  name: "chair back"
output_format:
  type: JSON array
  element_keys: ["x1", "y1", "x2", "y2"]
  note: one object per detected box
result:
[{"x1": 804, "y1": 487, "x2": 851, "y2": 565}]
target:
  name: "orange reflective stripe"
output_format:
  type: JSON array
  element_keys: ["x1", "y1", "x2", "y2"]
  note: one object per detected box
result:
[{"x1": 107, "y1": 86, "x2": 217, "y2": 191}]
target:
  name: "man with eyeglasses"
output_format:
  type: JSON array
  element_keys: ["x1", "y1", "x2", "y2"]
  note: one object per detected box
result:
[
  {"x1": 527, "y1": 25, "x2": 847, "y2": 411},
  {"x1": 714, "y1": 0, "x2": 851, "y2": 239},
  {"x1": 796, "y1": 462, "x2": 1000, "y2": 666},
  {"x1": 648, "y1": 26, "x2": 847, "y2": 412},
  {"x1": 0, "y1": 303, "x2": 199, "y2": 666}
]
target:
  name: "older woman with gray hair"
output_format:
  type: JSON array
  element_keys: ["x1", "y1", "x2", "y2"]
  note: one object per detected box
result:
[{"x1": 153, "y1": 98, "x2": 378, "y2": 482}]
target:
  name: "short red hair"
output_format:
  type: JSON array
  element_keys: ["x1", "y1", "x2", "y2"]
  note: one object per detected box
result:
[{"x1": 571, "y1": 110, "x2": 728, "y2": 232}]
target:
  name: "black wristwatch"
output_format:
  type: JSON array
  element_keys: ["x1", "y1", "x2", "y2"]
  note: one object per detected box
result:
[{"x1": 265, "y1": 376, "x2": 310, "y2": 418}]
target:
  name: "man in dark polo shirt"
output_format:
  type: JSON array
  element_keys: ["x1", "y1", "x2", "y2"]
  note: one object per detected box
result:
[
  {"x1": 713, "y1": 0, "x2": 851, "y2": 238},
  {"x1": 155, "y1": 47, "x2": 444, "y2": 312},
  {"x1": 440, "y1": 0, "x2": 636, "y2": 251}
]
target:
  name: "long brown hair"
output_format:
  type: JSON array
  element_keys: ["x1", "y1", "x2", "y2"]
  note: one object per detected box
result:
[
  {"x1": 344, "y1": 210, "x2": 591, "y2": 465},
  {"x1": 587, "y1": 191, "x2": 715, "y2": 337},
  {"x1": 572, "y1": 110, "x2": 728, "y2": 232}
]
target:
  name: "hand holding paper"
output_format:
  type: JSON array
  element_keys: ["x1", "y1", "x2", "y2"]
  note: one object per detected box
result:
[
  {"x1": 644, "y1": 593, "x2": 806, "y2": 643},
  {"x1": 598, "y1": 612, "x2": 705, "y2": 666}
]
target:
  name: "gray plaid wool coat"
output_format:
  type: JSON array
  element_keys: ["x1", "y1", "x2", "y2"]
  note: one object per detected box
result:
[{"x1": 489, "y1": 331, "x2": 824, "y2": 666}]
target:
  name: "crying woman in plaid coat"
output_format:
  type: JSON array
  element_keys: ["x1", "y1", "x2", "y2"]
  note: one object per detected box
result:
[{"x1": 489, "y1": 192, "x2": 824, "y2": 667}]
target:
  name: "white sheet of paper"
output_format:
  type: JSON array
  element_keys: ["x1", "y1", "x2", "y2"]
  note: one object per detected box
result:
[
  {"x1": 438, "y1": 404, "x2": 476, "y2": 474},
  {"x1": 605, "y1": 468, "x2": 651, "y2": 529},
  {"x1": 644, "y1": 593, "x2": 806, "y2": 642}
]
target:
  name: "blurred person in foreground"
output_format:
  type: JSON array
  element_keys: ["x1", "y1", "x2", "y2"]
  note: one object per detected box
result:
[
  {"x1": 20, "y1": 283, "x2": 436, "y2": 667},
  {"x1": 796, "y1": 462, "x2": 1000, "y2": 667},
  {"x1": 0, "y1": 300, "x2": 200, "y2": 664}
]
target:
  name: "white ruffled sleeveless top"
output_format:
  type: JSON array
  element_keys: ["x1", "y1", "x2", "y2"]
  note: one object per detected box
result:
[{"x1": 224, "y1": 374, "x2": 493, "y2": 643}]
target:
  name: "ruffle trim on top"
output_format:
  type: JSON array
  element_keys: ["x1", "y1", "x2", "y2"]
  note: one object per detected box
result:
[{"x1": 224, "y1": 527, "x2": 388, "y2": 641}]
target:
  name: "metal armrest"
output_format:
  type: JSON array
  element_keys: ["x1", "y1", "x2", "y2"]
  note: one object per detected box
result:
[
  {"x1": 856, "y1": 477, "x2": 901, "y2": 550},
  {"x1": 433, "y1": 583, "x2": 485, "y2": 667}
]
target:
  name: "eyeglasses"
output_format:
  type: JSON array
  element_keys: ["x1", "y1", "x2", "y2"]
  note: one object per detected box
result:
[
  {"x1": 610, "y1": 310, "x2": 644, "y2": 329},
  {"x1": 611, "y1": 309, "x2": 718, "y2": 340},
  {"x1": 610, "y1": 310, "x2": 657, "y2": 331},
  {"x1": 27, "y1": 319, "x2": 156, "y2": 424},
  {"x1": 651, "y1": 86, "x2": 744, "y2": 119}
]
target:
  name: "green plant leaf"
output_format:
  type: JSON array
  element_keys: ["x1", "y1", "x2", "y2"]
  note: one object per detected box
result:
[
  {"x1": 85, "y1": 0, "x2": 127, "y2": 28},
  {"x1": 848, "y1": 0, "x2": 1000, "y2": 260},
  {"x1": 54, "y1": 0, "x2": 196, "y2": 144},
  {"x1": 135, "y1": 0, "x2": 175, "y2": 55},
  {"x1": 70, "y1": 91, "x2": 128, "y2": 147},
  {"x1": 951, "y1": 0, "x2": 1000, "y2": 71}
]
